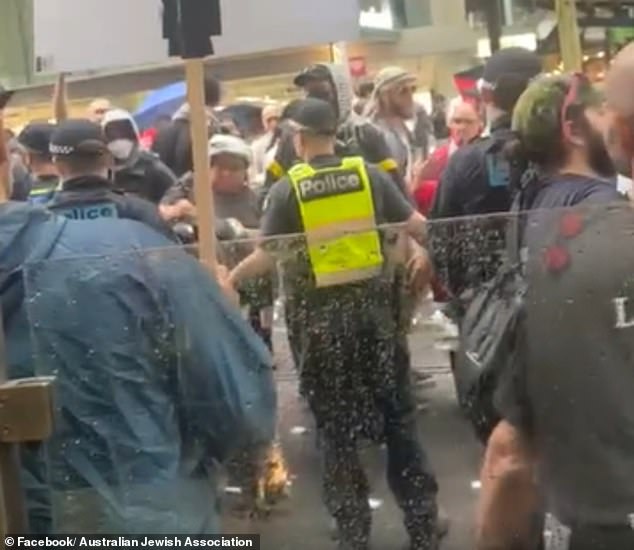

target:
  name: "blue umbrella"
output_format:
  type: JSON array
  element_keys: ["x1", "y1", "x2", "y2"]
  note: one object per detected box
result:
[{"x1": 133, "y1": 81, "x2": 186, "y2": 130}]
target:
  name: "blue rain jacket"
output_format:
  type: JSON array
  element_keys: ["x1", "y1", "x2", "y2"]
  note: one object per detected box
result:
[{"x1": 0, "y1": 202, "x2": 276, "y2": 534}]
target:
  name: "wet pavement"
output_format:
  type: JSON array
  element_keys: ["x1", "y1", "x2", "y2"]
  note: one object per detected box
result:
[{"x1": 223, "y1": 326, "x2": 483, "y2": 549}]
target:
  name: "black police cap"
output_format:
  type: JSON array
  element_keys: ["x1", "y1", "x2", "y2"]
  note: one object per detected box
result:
[
  {"x1": 291, "y1": 98, "x2": 337, "y2": 136},
  {"x1": 18, "y1": 123, "x2": 56, "y2": 156},
  {"x1": 50, "y1": 119, "x2": 108, "y2": 157}
]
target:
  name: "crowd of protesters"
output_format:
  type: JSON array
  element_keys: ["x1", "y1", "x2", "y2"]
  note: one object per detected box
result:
[{"x1": 1, "y1": 41, "x2": 634, "y2": 550}]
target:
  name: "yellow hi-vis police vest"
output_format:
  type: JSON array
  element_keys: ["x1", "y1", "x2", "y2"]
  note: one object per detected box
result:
[{"x1": 288, "y1": 157, "x2": 384, "y2": 288}]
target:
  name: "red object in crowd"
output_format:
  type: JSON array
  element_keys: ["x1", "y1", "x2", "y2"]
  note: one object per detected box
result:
[
  {"x1": 139, "y1": 128, "x2": 158, "y2": 150},
  {"x1": 414, "y1": 180, "x2": 439, "y2": 217},
  {"x1": 413, "y1": 144, "x2": 451, "y2": 216},
  {"x1": 411, "y1": 144, "x2": 454, "y2": 303},
  {"x1": 349, "y1": 56, "x2": 367, "y2": 78}
]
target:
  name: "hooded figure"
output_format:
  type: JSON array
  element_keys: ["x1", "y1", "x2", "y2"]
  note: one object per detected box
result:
[
  {"x1": 263, "y1": 63, "x2": 409, "y2": 199},
  {"x1": 1, "y1": 201, "x2": 276, "y2": 533},
  {"x1": 152, "y1": 74, "x2": 223, "y2": 177},
  {"x1": 102, "y1": 109, "x2": 177, "y2": 204}
]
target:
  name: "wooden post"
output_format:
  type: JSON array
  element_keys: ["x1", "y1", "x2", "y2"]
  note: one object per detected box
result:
[
  {"x1": 0, "y1": 113, "x2": 61, "y2": 537},
  {"x1": 556, "y1": 0, "x2": 583, "y2": 71},
  {"x1": 0, "y1": 101, "x2": 11, "y2": 202},
  {"x1": 0, "y1": 315, "x2": 27, "y2": 535},
  {"x1": 185, "y1": 58, "x2": 217, "y2": 274},
  {"x1": 0, "y1": 311, "x2": 55, "y2": 537}
]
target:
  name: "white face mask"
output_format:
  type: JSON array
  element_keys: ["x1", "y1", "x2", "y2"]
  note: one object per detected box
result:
[{"x1": 108, "y1": 139, "x2": 135, "y2": 160}]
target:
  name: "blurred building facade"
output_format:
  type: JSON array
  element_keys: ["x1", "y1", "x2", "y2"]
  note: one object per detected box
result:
[{"x1": 0, "y1": 0, "x2": 545, "y2": 115}]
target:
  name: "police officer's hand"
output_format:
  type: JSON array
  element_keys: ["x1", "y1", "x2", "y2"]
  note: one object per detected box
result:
[{"x1": 406, "y1": 248, "x2": 432, "y2": 294}]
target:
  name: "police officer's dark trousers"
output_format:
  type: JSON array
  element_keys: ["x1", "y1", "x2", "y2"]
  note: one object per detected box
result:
[
  {"x1": 299, "y1": 285, "x2": 439, "y2": 550},
  {"x1": 319, "y1": 356, "x2": 439, "y2": 550}
]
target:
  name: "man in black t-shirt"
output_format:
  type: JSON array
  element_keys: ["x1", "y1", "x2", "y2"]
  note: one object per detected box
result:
[{"x1": 476, "y1": 73, "x2": 630, "y2": 550}]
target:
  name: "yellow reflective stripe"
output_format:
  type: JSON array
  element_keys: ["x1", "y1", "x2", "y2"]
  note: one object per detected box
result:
[
  {"x1": 30, "y1": 187, "x2": 55, "y2": 196},
  {"x1": 378, "y1": 158, "x2": 398, "y2": 172},
  {"x1": 340, "y1": 156, "x2": 366, "y2": 171},
  {"x1": 315, "y1": 265, "x2": 383, "y2": 288},
  {"x1": 267, "y1": 160, "x2": 284, "y2": 179},
  {"x1": 305, "y1": 217, "x2": 375, "y2": 244}
]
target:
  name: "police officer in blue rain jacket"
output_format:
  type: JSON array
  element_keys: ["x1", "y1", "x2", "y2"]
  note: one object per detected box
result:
[
  {"x1": 47, "y1": 119, "x2": 175, "y2": 240},
  {"x1": 17, "y1": 123, "x2": 60, "y2": 205},
  {"x1": 0, "y1": 201, "x2": 276, "y2": 534}
]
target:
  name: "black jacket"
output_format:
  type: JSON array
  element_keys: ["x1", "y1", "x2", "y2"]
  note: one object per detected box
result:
[
  {"x1": 152, "y1": 113, "x2": 222, "y2": 178},
  {"x1": 430, "y1": 115, "x2": 515, "y2": 219},
  {"x1": 112, "y1": 149, "x2": 176, "y2": 204},
  {"x1": 429, "y1": 115, "x2": 515, "y2": 298},
  {"x1": 48, "y1": 175, "x2": 176, "y2": 241},
  {"x1": 152, "y1": 118, "x2": 194, "y2": 178}
]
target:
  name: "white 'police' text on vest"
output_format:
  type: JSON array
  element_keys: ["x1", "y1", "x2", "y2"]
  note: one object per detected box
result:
[
  {"x1": 297, "y1": 170, "x2": 363, "y2": 202},
  {"x1": 58, "y1": 203, "x2": 119, "y2": 221}
]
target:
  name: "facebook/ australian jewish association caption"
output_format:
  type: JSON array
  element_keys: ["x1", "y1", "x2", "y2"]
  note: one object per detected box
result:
[{"x1": 7, "y1": 536, "x2": 259, "y2": 548}]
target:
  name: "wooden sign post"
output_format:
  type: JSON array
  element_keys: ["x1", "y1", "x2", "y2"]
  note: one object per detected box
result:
[
  {"x1": 556, "y1": 0, "x2": 583, "y2": 72},
  {"x1": 185, "y1": 60, "x2": 217, "y2": 273},
  {"x1": 0, "y1": 106, "x2": 56, "y2": 538},
  {"x1": 163, "y1": 0, "x2": 222, "y2": 273},
  {"x1": 0, "y1": 93, "x2": 14, "y2": 202}
]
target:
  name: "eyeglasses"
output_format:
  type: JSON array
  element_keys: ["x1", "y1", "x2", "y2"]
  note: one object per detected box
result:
[{"x1": 561, "y1": 72, "x2": 588, "y2": 141}]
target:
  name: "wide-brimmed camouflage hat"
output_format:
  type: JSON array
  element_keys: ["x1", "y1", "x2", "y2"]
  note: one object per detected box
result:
[{"x1": 512, "y1": 73, "x2": 604, "y2": 153}]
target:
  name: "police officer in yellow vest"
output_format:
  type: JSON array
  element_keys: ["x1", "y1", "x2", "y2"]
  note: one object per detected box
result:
[{"x1": 228, "y1": 98, "x2": 440, "y2": 550}]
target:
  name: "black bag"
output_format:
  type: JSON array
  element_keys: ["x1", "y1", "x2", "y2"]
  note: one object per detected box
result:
[{"x1": 454, "y1": 194, "x2": 527, "y2": 444}]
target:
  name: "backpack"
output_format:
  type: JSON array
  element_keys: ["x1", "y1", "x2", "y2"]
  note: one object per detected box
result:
[
  {"x1": 484, "y1": 129, "x2": 514, "y2": 191},
  {"x1": 453, "y1": 191, "x2": 527, "y2": 443}
]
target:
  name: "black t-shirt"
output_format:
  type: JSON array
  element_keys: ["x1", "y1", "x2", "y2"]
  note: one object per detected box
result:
[
  {"x1": 527, "y1": 173, "x2": 621, "y2": 210},
  {"x1": 496, "y1": 174, "x2": 631, "y2": 526}
]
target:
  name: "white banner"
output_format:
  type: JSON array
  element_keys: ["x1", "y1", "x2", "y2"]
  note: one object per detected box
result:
[{"x1": 34, "y1": 0, "x2": 361, "y2": 74}]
